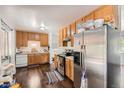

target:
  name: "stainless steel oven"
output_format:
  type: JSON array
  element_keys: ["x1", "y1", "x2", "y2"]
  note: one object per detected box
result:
[{"x1": 57, "y1": 54, "x2": 65, "y2": 76}]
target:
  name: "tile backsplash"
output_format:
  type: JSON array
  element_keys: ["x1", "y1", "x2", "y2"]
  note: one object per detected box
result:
[{"x1": 16, "y1": 41, "x2": 49, "y2": 53}]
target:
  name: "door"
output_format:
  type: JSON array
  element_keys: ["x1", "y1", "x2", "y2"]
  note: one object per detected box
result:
[{"x1": 83, "y1": 26, "x2": 107, "y2": 88}]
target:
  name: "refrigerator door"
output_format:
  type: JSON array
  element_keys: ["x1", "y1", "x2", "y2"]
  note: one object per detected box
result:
[
  {"x1": 107, "y1": 26, "x2": 120, "y2": 88},
  {"x1": 84, "y1": 26, "x2": 107, "y2": 88}
]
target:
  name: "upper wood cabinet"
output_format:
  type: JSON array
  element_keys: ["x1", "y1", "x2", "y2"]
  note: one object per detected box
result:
[
  {"x1": 58, "y1": 5, "x2": 117, "y2": 47},
  {"x1": 70, "y1": 22, "x2": 76, "y2": 47},
  {"x1": 16, "y1": 31, "x2": 23, "y2": 48},
  {"x1": 84, "y1": 12, "x2": 95, "y2": 22},
  {"x1": 16, "y1": 30, "x2": 49, "y2": 48},
  {"x1": 28, "y1": 32, "x2": 35, "y2": 40},
  {"x1": 94, "y1": 5, "x2": 115, "y2": 21},
  {"x1": 34, "y1": 33, "x2": 40, "y2": 41},
  {"x1": 40, "y1": 33, "x2": 49, "y2": 47},
  {"x1": 22, "y1": 32, "x2": 28, "y2": 47},
  {"x1": 63, "y1": 27, "x2": 67, "y2": 40}
]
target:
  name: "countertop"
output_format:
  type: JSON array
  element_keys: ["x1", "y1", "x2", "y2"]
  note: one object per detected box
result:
[
  {"x1": 16, "y1": 52, "x2": 49, "y2": 55},
  {"x1": 65, "y1": 56, "x2": 74, "y2": 60}
]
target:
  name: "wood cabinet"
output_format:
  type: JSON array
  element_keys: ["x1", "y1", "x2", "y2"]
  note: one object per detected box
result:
[
  {"x1": 28, "y1": 32, "x2": 35, "y2": 40},
  {"x1": 34, "y1": 54, "x2": 42, "y2": 64},
  {"x1": 94, "y1": 5, "x2": 115, "y2": 21},
  {"x1": 41, "y1": 53, "x2": 49, "y2": 64},
  {"x1": 58, "y1": 5, "x2": 117, "y2": 47},
  {"x1": 54, "y1": 54, "x2": 58, "y2": 69},
  {"x1": 40, "y1": 33, "x2": 49, "y2": 47},
  {"x1": 22, "y1": 32, "x2": 28, "y2": 47},
  {"x1": 65, "y1": 58, "x2": 74, "y2": 81},
  {"x1": 16, "y1": 31, "x2": 49, "y2": 48},
  {"x1": 28, "y1": 54, "x2": 34, "y2": 65},
  {"x1": 84, "y1": 12, "x2": 95, "y2": 22},
  {"x1": 16, "y1": 31, "x2": 23, "y2": 48},
  {"x1": 34, "y1": 33, "x2": 40, "y2": 41},
  {"x1": 70, "y1": 22, "x2": 76, "y2": 47},
  {"x1": 28, "y1": 53, "x2": 49, "y2": 65},
  {"x1": 63, "y1": 27, "x2": 67, "y2": 40}
]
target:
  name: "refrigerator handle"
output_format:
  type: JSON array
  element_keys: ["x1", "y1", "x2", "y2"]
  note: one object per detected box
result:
[
  {"x1": 83, "y1": 45, "x2": 86, "y2": 69},
  {"x1": 80, "y1": 45, "x2": 83, "y2": 67}
]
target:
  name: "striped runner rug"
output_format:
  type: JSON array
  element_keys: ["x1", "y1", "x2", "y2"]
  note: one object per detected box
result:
[{"x1": 46, "y1": 70, "x2": 64, "y2": 84}]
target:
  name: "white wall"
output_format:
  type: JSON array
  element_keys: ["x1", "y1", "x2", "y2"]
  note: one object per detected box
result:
[
  {"x1": 49, "y1": 29, "x2": 59, "y2": 64},
  {"x1": 9, "y1": 30, "x2": 16, "y2": 74},
  {"x1": 0, "y1": 18, "x2": 16, "y2": 74}
]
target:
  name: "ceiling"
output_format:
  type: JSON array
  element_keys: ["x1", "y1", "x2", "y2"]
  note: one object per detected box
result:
[{"x1": 0, "y1": 5, "x2": 101, "y2": 33}]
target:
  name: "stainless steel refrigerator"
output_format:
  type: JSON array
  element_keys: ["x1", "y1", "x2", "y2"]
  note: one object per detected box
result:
[{"x1": 74, "y1": 24, "x2": 120, "y2": 88}]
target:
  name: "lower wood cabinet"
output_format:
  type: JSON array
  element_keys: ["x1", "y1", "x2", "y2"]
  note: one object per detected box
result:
[
  {"x1": 65, "y1": 58, "x2": 74, "y2": 81},
  {"x1": 54, "y1": 54, "x2": 58, "y2": 69},
  {"x1": 28, "y1": 53, "x2": 49, "y2": 65},
  {"x1": 41, "y1": 53, "x2": 49, "y2": 64},
  {"x1": 28, "y1": 54, "x2": 34, "y2": 65}
]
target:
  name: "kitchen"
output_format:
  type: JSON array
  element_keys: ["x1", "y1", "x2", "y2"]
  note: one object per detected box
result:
[{"x1": 0, "y1": 5, "x2": 124, "y2": 88}]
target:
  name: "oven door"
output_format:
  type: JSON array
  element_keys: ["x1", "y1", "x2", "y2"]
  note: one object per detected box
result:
[{"x1": 57, "y1": 56, "x2": 65, "y2": 76}]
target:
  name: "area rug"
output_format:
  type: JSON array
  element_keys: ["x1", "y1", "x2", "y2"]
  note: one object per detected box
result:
[{"x1": 46, "y1": 70, "x2": 64, "y2": 84}]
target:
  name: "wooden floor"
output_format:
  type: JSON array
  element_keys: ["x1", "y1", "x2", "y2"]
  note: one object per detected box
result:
[{"x1": 15, "y1": 64, "x2": 74, "y2": 88}]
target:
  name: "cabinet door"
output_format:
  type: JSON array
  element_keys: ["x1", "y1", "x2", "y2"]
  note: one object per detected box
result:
[
  {"x1": 40, "y1": 33, "x2": 48, "y2": 47},
  {"x1": 34, "y1": 54, "x2": 42, "y2": 64},
  {"x1": 16, "y1": 31, "x2": 23, "y2": 48},
  {"x1": 70, "y1": 22, "x2": 76, "y2": 47},
  {"x1": 84, "y1": 12, "x2": 95, "y2": 22},
  {"x1": 41, "y1": 53, "x2": 49, "y2": 64},
  {"x1": 54, "y1": 55, "x2": 58, "y2": 68},
  {"x1": 69, "y1": 59, "x2": 74, "y2": 81},
  {"x1": 28, "y1": 54, "x2": 34, "y2": 65},
  {"x1": 28, "y1": 32, "x2": 35, "y2": 40},
  {"x1": 66, "y1": 58, "x2": 74, "y2": 81},
  {"x1": 63, "y1": 27, "x2": 67, "y2": 40},
  {"x1": 34, "y1": 33, "x2": 40, "y2": 41},
  {"x1": 22, "y1": 32, "x2": 28, "y2": 47},
  {"x1": 65, "y1": 59, "x2": 69, "y2": 77},
  {"x1": 94, "y1": 5, "x2": 115, "y2": 20}
]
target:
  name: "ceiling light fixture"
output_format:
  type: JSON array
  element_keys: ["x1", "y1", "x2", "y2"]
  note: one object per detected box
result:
[{"x1": 40, "y1": 22, "x2": 47, "y2": 31}]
